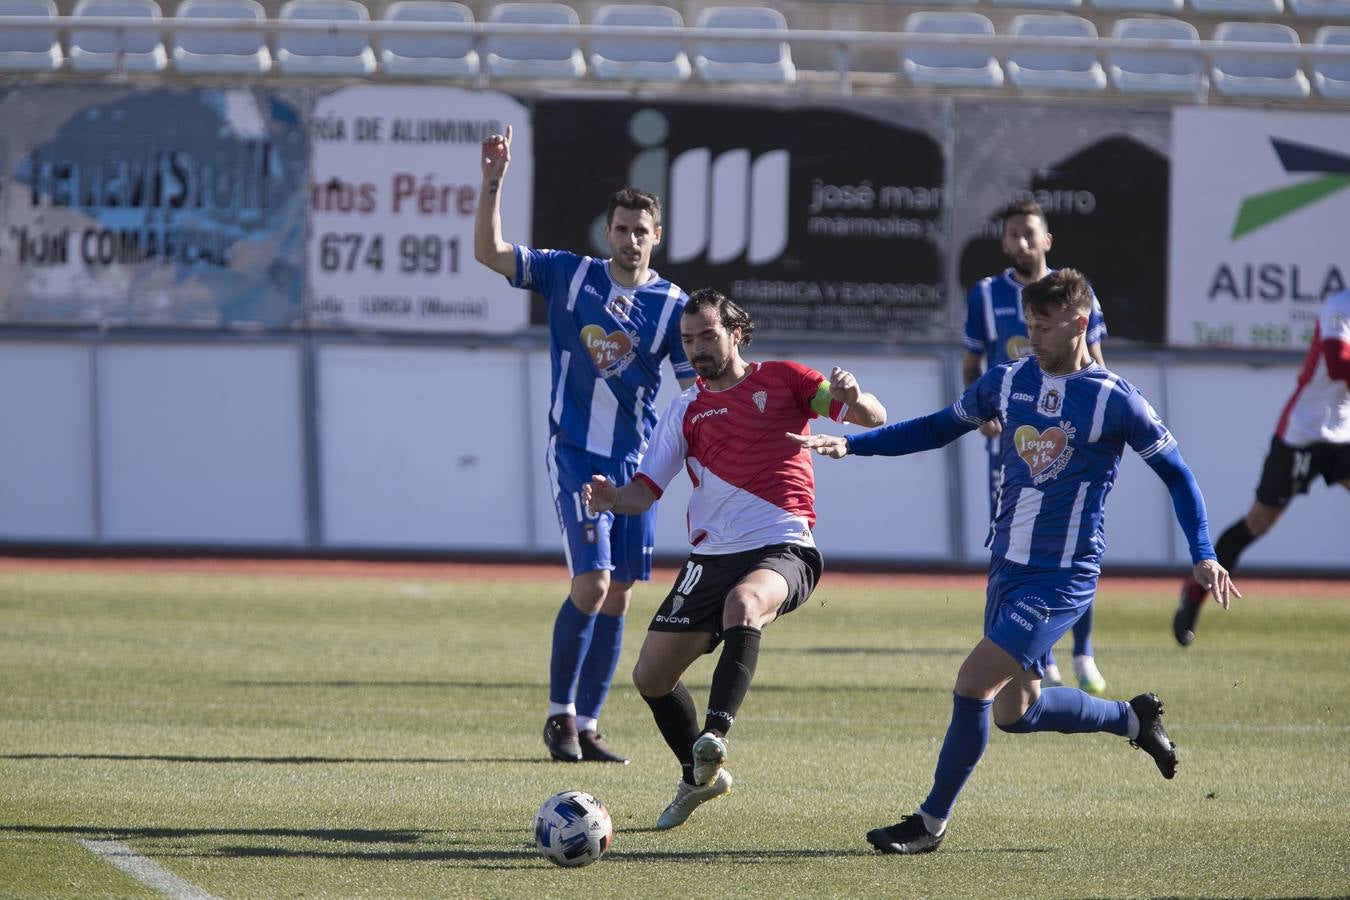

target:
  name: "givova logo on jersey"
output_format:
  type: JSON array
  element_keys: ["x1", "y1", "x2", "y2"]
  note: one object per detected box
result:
[{"x1": 589, "y1": 110, "x2": 789, "y2": 267}]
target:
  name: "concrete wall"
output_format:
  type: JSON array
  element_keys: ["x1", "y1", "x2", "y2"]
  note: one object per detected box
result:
[{"x1": 0, "y1": 335, "x2": 1345, "y2": 572}]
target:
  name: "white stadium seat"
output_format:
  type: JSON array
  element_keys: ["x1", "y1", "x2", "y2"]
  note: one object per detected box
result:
[
  {"x1": 1211, "y1": 21, "x2": 1311, "y2": 98},
  {"x1": 590, "y1": 4, "x2": 690, "y2": 82},
  {"x1": 380, "y1": 0, "x2": 479, "y2": 79},
  {"x1": 485, "y1": 2, "x2": 586, "y2": 80},
  {"x1": 902, "y1": 11, "x2": 1004, "y2": 88},
  {"x1": 276, "y1": 0, "x2": 376, "y2": 75},
  {"x1": 693, "y1": 6, "x2": 795, "y2": 84},
  {"x1": 70, "y1": 0, "x2": 167, "y2": 73},
  {"x1": 0, "y1": 0, "x2": 62, "y2": 71},
  {"x1": 1312, "y1": 25, "x2": 1350, "y2": 97},
  {"x1": 173, "y1": 0, "x2": 270, "y2": 74},
  {"x1": 1006, "y1": 14, "x2": 1106, "y2": 92},
  {"x1": 1108, "y1": 16, "x2": 1207, "y2": 96}
]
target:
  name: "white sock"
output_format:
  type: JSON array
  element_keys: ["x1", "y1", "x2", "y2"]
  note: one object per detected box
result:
[
  {"x1": 547, "y1": 702, "x2": 576, "y2": 718},
  {"x1": 575, "y1": 715, "x2": 598, "y2": 734},
  {"x1": 1125, "y1": 705, "x2": 1140, "y2": 740},
  {"x1": 920, "y1": 810, "x2": 947, "y2": 836}
]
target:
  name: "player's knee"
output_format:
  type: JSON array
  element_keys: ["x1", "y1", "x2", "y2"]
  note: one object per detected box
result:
[
  {"x1": 569, "y1": 571, "x2": 610, "y2": 612},
  {"x1": 601, "y1": 582, "x2": 633, "y2": 617},
  {"x1": 723, "y1": 587, "x2": 773, "y2": 628},
  {"x1": 631, "y1": 660, "x2": 669, "y2": 697}
]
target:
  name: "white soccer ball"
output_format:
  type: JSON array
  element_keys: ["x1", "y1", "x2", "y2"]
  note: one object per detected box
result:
[{"x1": 533, "y1": 790, "x2": 613, "y2": 867}]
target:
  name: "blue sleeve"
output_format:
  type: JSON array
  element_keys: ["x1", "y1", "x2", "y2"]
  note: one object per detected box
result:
[
  {"x1": 510, "y1": 246, "x2": 572, "y2": 298},
  {"x1": 1145, "y1": 444, "x2": 1216, "y2": 564},
  {"x1": 667, "y1": 293, "x2": 694, "y2": 381},
  {"x1": 1119, "y1": 386, "x2": 1176, "y2": 461},
  {"x1": 846, "y1": 405, "x2": 975, "y2": 457},
  {"x1": 962, "y1": 283, "x2": 986, "y2": 355},
  {"x1": 1087, "y1": 287, "x2": 1108, "y2": 346}
]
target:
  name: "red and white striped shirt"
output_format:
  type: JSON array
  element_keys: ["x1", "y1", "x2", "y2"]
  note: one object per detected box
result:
[
  {"x1": 1276, "y1": 289, "x2": 1350, "y2": 447},
  {"x1": 635, "y1": 361, "x2": 845, "y2": 554}
]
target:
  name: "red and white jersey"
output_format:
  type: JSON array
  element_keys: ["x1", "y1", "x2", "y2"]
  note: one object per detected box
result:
[
  {"x1": 1276, "y1": 290, "x2": 1350, "y2": 447},
  {"x1": 635, "y1": 361, "x2": 847, "y2": 554}
]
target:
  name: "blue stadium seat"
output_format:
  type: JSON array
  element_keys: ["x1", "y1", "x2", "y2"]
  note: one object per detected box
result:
[
  {"x1": 1312, "y1": 25, "x2": 1350, "y2": 96},
  {"x1": 485, "y1": 2, "x2": 586, "y2": 80},
  {"x1": 173, "y1": 0, "x2": 270, "y2": 74},
  {"x1": 1006, "y1": 14, "x2": 1106, "y2": 91},
  {"x1": 693, "y1": 6, "x2": 795, "y2": 84},
  {"x1": 276, "y1": 0, "x2": 376, "y2": 75},
  {"x1": 1108, "y1": 16, "x2": 1207, "y2": 95},
  {"x1": 992, "y1": 0, "x2": 1083, "y2": 10},
  {"x1": 590, "y1": 4, "x2": 690, "y2": 82},
  {"x1": 380, "y1": 0, "x2": 478, "y2": 78},
  {"x1": 70, "y1": 0, "x2": 167, "y2": 72},
  {"x1": 1211, "y1": 21, "x2": 1310, "y2": 97},
  {"x1": 0, "y1": 0, "x2": 62, "y2": 71},
  {"x1": 902, "y1": 11, "x2": 1003, "y2": 88}
]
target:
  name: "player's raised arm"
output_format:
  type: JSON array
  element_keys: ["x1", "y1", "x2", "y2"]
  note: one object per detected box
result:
[
  {"x1": 789, "y1": 405, "x2": 977, "y2": 460},
  {"x1": 583, "y1": 474, "x2": 658, "y2": 516},
  {"x1": 474, "y1": 125, "x2": 516, "y2": 279}
]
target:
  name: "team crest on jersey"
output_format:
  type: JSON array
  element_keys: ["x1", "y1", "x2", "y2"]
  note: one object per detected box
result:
[
  {"x1": 606, "y1": 293, "x2": 634, "y2": 322},
  {"x1": 1038, "y1": 387, "x2": 1063, "y2": 415},
  {"x1": 580, "y1": 324, "x2": 636, "y2": 378},
  {"x1": 670, "y1": 595, "x2": 685, "y2": 617},
  {"x1": 752, "y1": 390, "x2": 768, "y2": 413},
  {"x1": 1014, "y1": 420, "x2": 1077, "y2": 485}
]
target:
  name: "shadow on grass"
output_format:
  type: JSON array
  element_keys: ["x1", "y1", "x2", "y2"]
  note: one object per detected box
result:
[
  {"x1": 0, "y1": 824, "x2": 435, "y2": 842},
  {"x1": 224, "y1": 680, "x2": 545, "y2": 689},
  {"x1": 222, "y1": 678, "x2": 946, "y2": 697},
  {"x1": 778, "y1": 646, "x2": 965, "y2": 657},
  {"x1": 0, "y1": 753, "x2": 551, "y2": 765}
]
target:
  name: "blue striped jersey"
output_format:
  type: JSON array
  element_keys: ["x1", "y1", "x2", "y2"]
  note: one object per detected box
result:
[
  {"x1": 956, "y1": 358, "x2": 1176, "y2": 573},
  {"x1": 964, "y1": 268, "x2": 1108, "y2": 368},
  {"x1": 512, "y1": 246, "x2": 694, "y2": 463}
]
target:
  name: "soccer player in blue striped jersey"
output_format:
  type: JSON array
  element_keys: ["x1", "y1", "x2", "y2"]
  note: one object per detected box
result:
[
  {"x1": 963, "y1": 200, "x2": 1109, "y2": 694},
  {"x1": 476, "y1": 126, "x2": 696, "y2": 765},
  {"x1": 793, "y1": 269, "x2": 1240, "y2": 855}
]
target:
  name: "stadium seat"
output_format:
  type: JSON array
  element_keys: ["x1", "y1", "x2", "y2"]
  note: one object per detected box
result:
[
  {"x1": 992, "y1": 0, "x2": 1082, "y2": 10},
  {"x1": 70, "y1": 0, "x2": 167, "y2": 72},
  {"x1": 1211, "y1": 21, "x2": 1310, "y2": 98},
  {"x1": 1091, "y1": 0, "x2": 1183, "y2": 12},
  {"x1": 0, "y1": 0, "x2": 62, "y2": 71},
  {"x1": 1291, "y1": 0, "x2": 1350, "y2": 17},
  {"x1": 380, "y1": 0, "x2": 478, "y2": 78},
  {"x1": 901, "y1": 11, "x2": 1003, "y2": 88},
  {"x1": 692, "y1": 6, "x2": 795, "y2": 84},
  {"x1": 276, "y1": 0, "x2": 376, "y2": 75},
  {"x1": 484, "y1": 2, "x2": 585, "y2": 80},
  {"x1": 590, "y1": 4, "x2": 690, "y2": 82},
  {"x1": 1312, "y1": 25, "x2": 1350, "y2": 97},
  {"x1": 1006, "y1": 14, "x2": 1106, "y2": 91},
  {"x1": 1108, "y1": 16, "x2": 1207, "y2": 95},
  {"x1": 1189, "y1": 0, "x2": 1285, "y2": 15},
  {"x1": 172, "y1": 0, "x2": 269, "y2": 74}
]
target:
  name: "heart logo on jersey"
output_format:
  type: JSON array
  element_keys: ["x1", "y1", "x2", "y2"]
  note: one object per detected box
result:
[
  {"x1": 1013, "y1": 425, "x2": 1068, "y2": 477},
  {"x1": 580, "y1": 325, "x2": 633, "y2": 370}
]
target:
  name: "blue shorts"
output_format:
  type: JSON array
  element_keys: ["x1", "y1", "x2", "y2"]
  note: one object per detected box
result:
[
  {"x1": 984, "y1": 556, "x2": 1097, "y2": 678},
  {"x1": 546, "y1": 439, "x2": 655, "y2": 583}
]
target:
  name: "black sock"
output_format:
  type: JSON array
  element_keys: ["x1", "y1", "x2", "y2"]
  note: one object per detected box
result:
[
  {"x1": 1215, "y1": 520, "x2": 1257, "y2": 572},
  {"x1": 642, "y1": 682, "x2": 701, "y2": 781},
  {"x1": 702, "y1": 625, "x2": 762, "y2": 737}
]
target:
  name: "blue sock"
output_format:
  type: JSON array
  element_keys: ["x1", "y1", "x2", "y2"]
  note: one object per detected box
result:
[
  {"x1": 548, "y1": 598, "x2": 597, "y2": 706},
  {"x1": 920, "y1": 693, "x2": 993, "y2": 821},
  {"x1": 998, "y1": 686, "x2": 1129, "y2": 735},
  {"x1": 1072, "y1": 605, "x2": 1094, "y2": 658},
  {"x1": 576, "y1": 612, "x2": 624, "y2": 720}
]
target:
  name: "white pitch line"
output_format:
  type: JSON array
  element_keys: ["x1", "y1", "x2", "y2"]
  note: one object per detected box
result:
[{"x1": 78, "y1": 839, "x2": 219, "y2": 900}]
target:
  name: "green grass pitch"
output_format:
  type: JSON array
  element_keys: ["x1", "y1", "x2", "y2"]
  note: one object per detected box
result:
[{"x1": 1, "y1": 566, "x2": 1347, "y2": 898}]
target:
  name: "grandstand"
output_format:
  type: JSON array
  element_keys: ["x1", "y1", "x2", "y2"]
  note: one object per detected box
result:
[{"x1": 1, "y1": 0, "x2": 1348, "y2": 102}]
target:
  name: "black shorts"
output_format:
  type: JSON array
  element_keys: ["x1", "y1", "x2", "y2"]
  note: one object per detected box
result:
[
  {"x1": 1255, "y1": 434, "x2": 1350, "y2": 509},
  {"x1": 649, "y1": 543, "x2": 824, "y2": 643}
]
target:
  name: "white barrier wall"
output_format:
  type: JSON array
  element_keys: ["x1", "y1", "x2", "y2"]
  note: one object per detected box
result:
[{"x1": 0, "y1": 338, "x2": 1345, "y2": 572}]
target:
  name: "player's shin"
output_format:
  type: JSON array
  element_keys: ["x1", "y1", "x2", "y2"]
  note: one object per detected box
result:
[{"x1": 641, "y1": 682, "x2": 702, "y2": 783}]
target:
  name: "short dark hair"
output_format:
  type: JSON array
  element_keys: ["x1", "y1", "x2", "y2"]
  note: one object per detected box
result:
[
  {"x1": 683, "y1": 288, "x2": 755, "y2": 347},
  {"x1": 1002, "y1": 200, "x2": 1047, "y2": 229},
  {"x1": 1022, "y1": 268, "x2": 1092, "y2": 318},
  {"x1": 607, "y1": 187, "x2": 661, "y2": 228}
]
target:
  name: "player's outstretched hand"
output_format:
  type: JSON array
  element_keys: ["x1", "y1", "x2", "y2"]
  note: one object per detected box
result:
[
  {"x1": 583, "y1": 474, "x2": 617, "y2": 515},
  {"x1": 481, "y1": 125, "x2": 512, "y2": 181},
  {"x1": 787, "y1": 432, "x2": 849, "y2": 459},
  {"x1": 1193, "y1": 558, "x2": 1241, "y2": 610},
  {"x1": 828, "y1": 366, "x2": 861, "y2": 406},
  {"x1": 979, "y1": 418, "x2": 1003, "y2": 439}
]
